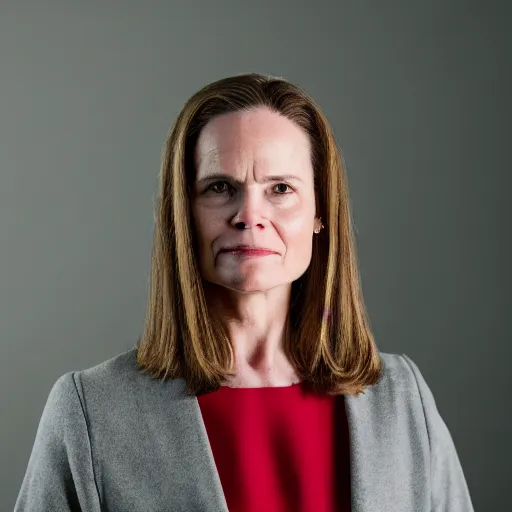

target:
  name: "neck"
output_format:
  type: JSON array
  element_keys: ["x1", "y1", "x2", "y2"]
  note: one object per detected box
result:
[{"x1": 205, "y1": 283, "x2": 301, "y2": 387}]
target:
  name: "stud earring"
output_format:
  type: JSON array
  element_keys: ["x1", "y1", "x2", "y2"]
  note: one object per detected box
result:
[{"x1": 314, "y1": 218, "x2": 325, "y2": 234}]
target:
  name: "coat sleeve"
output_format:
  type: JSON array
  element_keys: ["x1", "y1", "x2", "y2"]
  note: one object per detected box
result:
[
  {"x1": 14, "y1": 372, "x2": 102, "y2": 512},
  {"x1": 401, "y1": 354, "x2": 474, "y2": 512}
]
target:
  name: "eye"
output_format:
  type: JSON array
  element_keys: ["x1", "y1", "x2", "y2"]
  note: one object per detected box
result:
[
  {"x1": 272, "y1": 183, "x2": 293, "y2": 194},
  {"x1": 206, "y1": 181, "x2": 232, "y2": 195}
]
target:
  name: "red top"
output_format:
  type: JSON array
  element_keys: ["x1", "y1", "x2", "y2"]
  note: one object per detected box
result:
[{"x1": 197, "y1": 381, "x2": 351, "y2": 512}]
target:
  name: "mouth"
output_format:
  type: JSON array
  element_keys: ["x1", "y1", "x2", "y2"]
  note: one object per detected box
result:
[{"x1": 218, "y1": 245, "x2": 278, "y2": 257}]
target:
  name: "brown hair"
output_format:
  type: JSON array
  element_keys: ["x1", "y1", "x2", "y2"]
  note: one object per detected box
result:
[{"x1": 136, "y1": 73, "x2": 382, "y2": 396}]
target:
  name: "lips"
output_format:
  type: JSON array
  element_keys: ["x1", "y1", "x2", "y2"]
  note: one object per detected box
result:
[{"x1": 219, "y1": 245, "x2": 278, "y2": 256}]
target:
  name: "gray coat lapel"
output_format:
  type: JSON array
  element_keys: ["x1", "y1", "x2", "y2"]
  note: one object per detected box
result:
[
  {"x1": 167, "y1": 384, "x2": 230, "y2": 512},
  {"x1": 344, "y1": 380, "x2": 429, "y2": 512}
]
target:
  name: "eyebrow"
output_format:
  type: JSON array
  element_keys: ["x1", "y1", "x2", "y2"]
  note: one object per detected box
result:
[{"x1": 196, "y1": 173, "x2": 304, "y2": 185}]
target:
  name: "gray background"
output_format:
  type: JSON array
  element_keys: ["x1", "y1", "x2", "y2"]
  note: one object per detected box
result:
[{"x1": 1, "y1": 0, "x2": 510, "y2": 510}]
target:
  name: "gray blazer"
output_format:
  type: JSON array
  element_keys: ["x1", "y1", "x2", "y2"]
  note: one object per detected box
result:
[{"x1": 14, "y1": 348, "x2": 474, "y2": 511}]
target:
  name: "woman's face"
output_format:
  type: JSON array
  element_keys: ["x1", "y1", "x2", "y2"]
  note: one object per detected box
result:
[{"x1": 191, "y1": 106, "x2": 319, "y2": 293}]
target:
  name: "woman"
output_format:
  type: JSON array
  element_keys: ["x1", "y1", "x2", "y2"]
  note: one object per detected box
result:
[{"x1": 15, "y1": 73, "x2": 474, "y2": 511}]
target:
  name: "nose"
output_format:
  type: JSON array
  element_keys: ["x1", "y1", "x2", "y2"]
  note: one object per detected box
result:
[{"x1": 230, "y1": 187, "x2": 266, "y2": 230}]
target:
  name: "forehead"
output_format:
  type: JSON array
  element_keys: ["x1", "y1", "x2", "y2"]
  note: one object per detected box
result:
[{"x1": 194, "y1": 107, "x2": 312, "y2": 176}]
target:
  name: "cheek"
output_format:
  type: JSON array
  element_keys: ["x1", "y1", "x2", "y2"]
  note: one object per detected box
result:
[
  {"x1": 192, "y1": 208, "x2": 223, "y2": 249},
  {"x1": 277, "y1": 208, "x2": 315, "y2": 262},
  {"x1": 277, "y1": 207, "x2": 315, "y2": 237}
]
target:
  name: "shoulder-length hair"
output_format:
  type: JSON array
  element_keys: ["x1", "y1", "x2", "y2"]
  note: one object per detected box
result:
[{"x1": 136, "y1": 73, "x2": 382, "y2": 396}]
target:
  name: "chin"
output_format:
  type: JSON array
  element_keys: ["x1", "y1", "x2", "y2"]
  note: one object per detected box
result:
[
  {"x1": 218, "y1": 275, "x2": 284, "y2": 293},
  {"x1": 200, "y1": 267, "x2": 279, "y2": 292},
  {"x1": 201, "y1": 261, "x2": 310, "y2": 294}
]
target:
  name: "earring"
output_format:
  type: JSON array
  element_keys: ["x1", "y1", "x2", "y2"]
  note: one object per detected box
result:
[{"x1": 314, "y1": 218, "x2": 324, "y2": 234}]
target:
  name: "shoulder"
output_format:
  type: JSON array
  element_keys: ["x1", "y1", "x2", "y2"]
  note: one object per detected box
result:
[
  {"x1": 376, "y1": 352, "x2": 451, "y2": 437},
  {"x1": 378, "y1": 351, "x2": 424, "y2": 382},
  {"x1": 348, "y1": 352, "x2": 434, "y2": 425},
  {"x1": 359, "y1": 352, "x2": 448, "y2": 440},
  {"x1": 48, "y1": 348, "x2": 142, "y2": 404},
  {"x1": 63, "y1": 347, "x2": 187, "y2": 416},
  {"x1": 69, "y1": 346, "x2": 177, "y2": 392},
  {"x1": 374, "y1": 351, "x2": 430, "y2": 396},
  {"x1": 40, "y1": 349, "x2": 142, "y2": 428}
]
